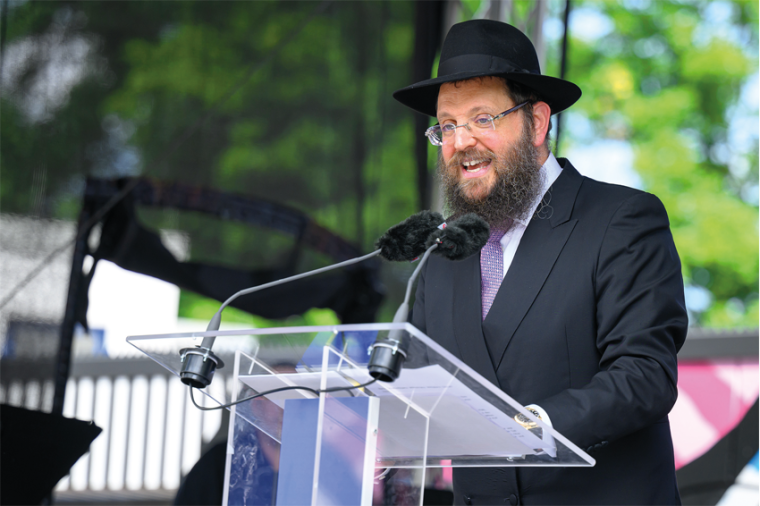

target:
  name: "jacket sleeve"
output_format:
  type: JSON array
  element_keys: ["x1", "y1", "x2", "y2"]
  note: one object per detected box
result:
[{"x1": 537, "y1": 192, "x2": 688, "y2": 449}]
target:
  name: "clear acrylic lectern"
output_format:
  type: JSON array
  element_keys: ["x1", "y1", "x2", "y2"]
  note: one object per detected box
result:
[{"x1": 128, "y1": 322, "x2": 594, "y2": 505}]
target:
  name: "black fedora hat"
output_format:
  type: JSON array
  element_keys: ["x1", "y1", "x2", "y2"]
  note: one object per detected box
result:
[{"x1": 393, "y1": 19, "x2": 581, "y2": 117}]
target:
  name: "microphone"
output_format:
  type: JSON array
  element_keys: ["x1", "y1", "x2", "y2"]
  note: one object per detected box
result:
[
  {"x1": 179, "y1": 210, "x2": 452, "y2": 389},
  {"x1": 427, "y1": 213, "x2": 490, "y2": 260},
  {"x1": 179, "y1": 249, "x2": 382, "y2": 388},
  {"x1": 376, "y1": 210, "x2": 445, "y2": 261},
  {"x1": 368, "y1": 214, "x2": 489, "y2": 382}
]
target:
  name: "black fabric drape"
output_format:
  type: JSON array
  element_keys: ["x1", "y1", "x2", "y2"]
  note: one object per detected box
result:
[{"x1": 77, "y1": 178, "x2": 383, "y2": 329}]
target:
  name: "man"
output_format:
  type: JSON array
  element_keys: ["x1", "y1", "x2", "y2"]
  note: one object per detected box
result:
[{"x1": 393, "y1": 20, "x2": 687, "y2": 505}]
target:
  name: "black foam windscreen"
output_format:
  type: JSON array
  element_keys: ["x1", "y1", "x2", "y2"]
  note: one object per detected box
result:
[
  {"x1": 426, "y1": 213, "x2": 490, "y2": 260},
  {"x1": 376, "y1": 210, "x2": 445, "y2": 261}
]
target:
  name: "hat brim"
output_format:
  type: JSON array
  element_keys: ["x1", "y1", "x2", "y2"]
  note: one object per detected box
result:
[{"x1": 393, "y1": 71, "x2": 582, "y2": 118}]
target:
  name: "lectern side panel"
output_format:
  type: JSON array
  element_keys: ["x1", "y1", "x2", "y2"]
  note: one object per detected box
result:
[
  {"x1": 226, "y1": 409, "x2": 277, "y2": 505},
  {"x1": 314, "y1": 397, "x2": 379, "y2": 506},
  {"x1": 225, "y1": 350, "x2": 283, "y2": 506},
  {"x1": 275, "y1": 398, "x2": 319, "y2": 505},
  {"x1": 274, "y1": 397, "x2": 381, "y2": 505}
]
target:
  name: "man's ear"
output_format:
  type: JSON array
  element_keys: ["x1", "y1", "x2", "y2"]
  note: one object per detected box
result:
[{"x1": 531, "y1": 101, "x2": 552, "y2": 148}]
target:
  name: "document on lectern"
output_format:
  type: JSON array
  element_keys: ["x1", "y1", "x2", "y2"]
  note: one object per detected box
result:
[{"x1": 240, "y1": 364, "x2": 553, "y2": 459}]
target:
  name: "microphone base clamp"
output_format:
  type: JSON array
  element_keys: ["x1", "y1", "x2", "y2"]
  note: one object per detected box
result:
[
  {"x1": 367, "y1": 339, "x2": 407, "y2": 382},
  {"x1": 179, "y1": 347, "x2": 224, "y2": 389}
]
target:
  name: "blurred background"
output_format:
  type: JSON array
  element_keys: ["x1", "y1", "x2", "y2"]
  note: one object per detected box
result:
[{"x1": 0, "y1": 1, "x2": 757, "y2": 505}]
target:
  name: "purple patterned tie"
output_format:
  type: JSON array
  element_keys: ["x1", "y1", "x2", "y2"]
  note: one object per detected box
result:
[{"x1": 481, "y1": 228, "x2": 506, "y2": 320}]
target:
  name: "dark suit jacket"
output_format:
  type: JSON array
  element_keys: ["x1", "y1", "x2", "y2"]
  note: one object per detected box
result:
[{"x1": 412, "y1": 159, "x2": 688, "y2": 505}]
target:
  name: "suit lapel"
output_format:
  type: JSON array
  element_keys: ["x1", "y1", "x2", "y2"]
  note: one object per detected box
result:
[
  {"x1": 450, "y1": 253, "x2": 501, "y2": 386},
  {"x1": 483, "y1": 159, "x2": 584, "y2": 369}
]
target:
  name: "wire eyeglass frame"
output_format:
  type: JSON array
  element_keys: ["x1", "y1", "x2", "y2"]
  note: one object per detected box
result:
[{"x1": 425, "y1": 101, "x2": 530, "y2": 147}]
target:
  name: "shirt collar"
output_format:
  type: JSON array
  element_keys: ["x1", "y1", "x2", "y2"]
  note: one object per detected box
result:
[{"x1": 512, "y1": 152, "x2": 563, "y2": 228}]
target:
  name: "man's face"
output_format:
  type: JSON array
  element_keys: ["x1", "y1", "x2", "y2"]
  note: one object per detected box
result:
[
  {"x1": 436, "y1": 77, "x2": 545, "y2": 227},
  {"x1": 436, "y1": 76, "x2": 528, "y2": 201}
]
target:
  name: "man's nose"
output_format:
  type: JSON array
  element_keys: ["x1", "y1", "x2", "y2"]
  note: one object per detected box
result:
[{"x1": 453, "y1": 124, "x2": 476, "y2": 151}]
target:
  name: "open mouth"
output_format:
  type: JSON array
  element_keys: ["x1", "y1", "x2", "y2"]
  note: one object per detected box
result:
[{"x1": 462, "y1": 158, "x2": 492, "y2": 177}]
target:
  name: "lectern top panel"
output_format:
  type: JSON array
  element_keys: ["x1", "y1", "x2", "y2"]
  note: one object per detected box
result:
[{"x1": 127, "y1": 322, "x2": 594, "y2": 468}]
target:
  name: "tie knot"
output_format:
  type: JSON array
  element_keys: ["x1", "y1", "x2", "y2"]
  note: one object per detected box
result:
[{"x1": 488, "y1": 229, "x2": 505, "y2": 244}]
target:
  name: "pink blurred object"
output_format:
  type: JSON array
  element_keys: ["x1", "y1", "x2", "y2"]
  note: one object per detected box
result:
[
  {"x1": 670, "y1": 359, "x2": 759, "y2": 469},
  {"x1": 441, "y1": 460, "x2": 452, "y2": 483}
]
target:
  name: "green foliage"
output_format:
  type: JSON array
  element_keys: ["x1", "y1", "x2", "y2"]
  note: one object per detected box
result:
[
  {"x1": 2, "y1": 1, "x2": 420, "y2": 323},
  {"x1": 454, "y1": 1, "x2": 758, "y2": 328},
  {"x1": 562, "y1": 0, "x2": 758, "y2": 327},
  {"x1": 101, "y1": 1, "x2": 419, "y2": 247},
  {"x1": 3, "y1": 1, "x2": 756, "y2": 329},
  {"x1": 178, "y1": 290, "x2": 339, "y2": 328}
]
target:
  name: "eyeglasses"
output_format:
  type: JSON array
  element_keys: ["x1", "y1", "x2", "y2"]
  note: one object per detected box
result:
[{"x1": 424, "y1": 101, "x2": 530, "y2": 147}]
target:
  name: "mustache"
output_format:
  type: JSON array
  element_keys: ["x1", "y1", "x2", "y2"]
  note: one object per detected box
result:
[{"x1": 446, "y1": 148, "x2": 498, "y2": 171}]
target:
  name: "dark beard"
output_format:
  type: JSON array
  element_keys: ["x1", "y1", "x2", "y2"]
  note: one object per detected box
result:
[{"x1": 438, "y1": 120, "x2": 544, "y2": 229}]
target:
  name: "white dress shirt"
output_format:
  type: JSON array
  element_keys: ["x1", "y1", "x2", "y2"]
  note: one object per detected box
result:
[
  {"x1": 495, "y1": 153, "x2": 562, "y2": 441},
  {"x1": 499, "y1": 152, "x2": 562, "y2": 278}
]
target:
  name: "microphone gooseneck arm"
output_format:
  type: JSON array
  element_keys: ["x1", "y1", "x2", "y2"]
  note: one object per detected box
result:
[
  {"x1": 368, "y1": 242, "x2": 439, "y2": 382},
  {"x1": 201, "y1": 248, "x2": 383, "y2": 344},
  {"x1": 180, "y1": 248, "x2": 382, "y2": 388},
  {"x1": 181, "y1": 212, "x2": 489, "y2": 388},
  {"x1": 396, "y1": 242, "x2": 439, "y2": 323}
]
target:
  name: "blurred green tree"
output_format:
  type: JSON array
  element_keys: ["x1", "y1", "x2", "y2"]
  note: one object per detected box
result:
[
  {"x1": 457, "y1": 0, "x2": 760, "y2": 328},
  {"x1": 2, "y1": 1, "x2": 757, "y2": 328},
  {"x1": 1, "y1": 2, "x2": 419, "y2": 322},
  {"x1": 557, "y1": 0, "x2": 758, "y2": 327}
]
